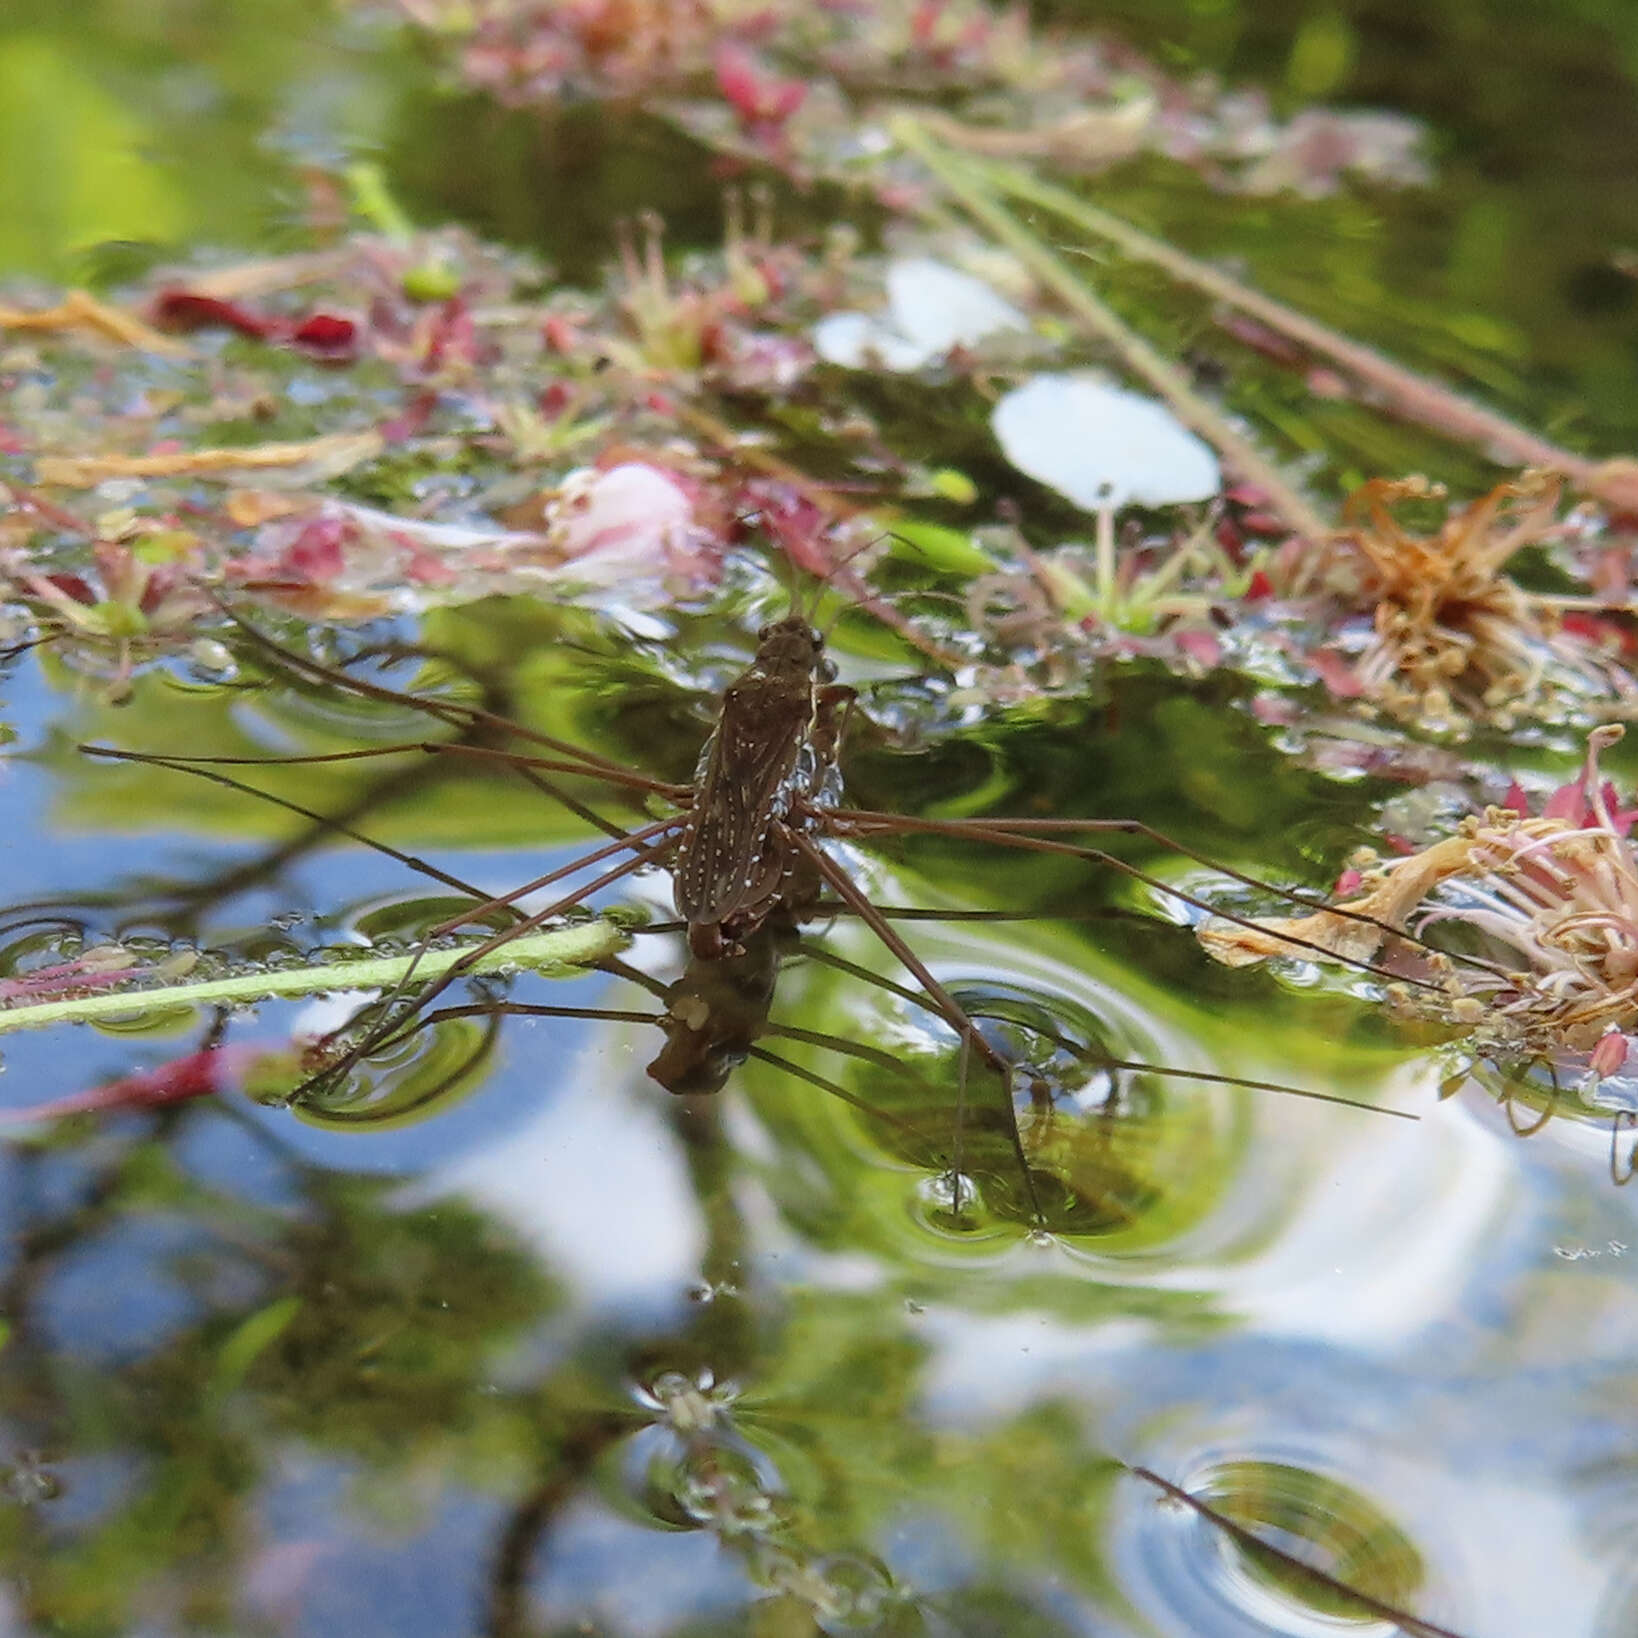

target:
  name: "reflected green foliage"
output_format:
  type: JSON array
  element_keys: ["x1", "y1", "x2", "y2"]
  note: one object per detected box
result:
[
  {"x1": 0, "y1": 1124, "x2": 558, "y2": 1632},
  {"x1": 0, "y1": 1105, "x2": 1186, "y2": 1635},
  {"x1": 46, "y1": 598, "x2": 694, "y2": 856},
  {"x1": 0, "y1": 37, "x2": 185, "y2": 277},
  {"x1": 1074, "y1": 0, "x2": 1638, "y2": 451},
  {"x1": 1212, "y1": 1460, "x2": 1426, "y2": 1618},
  {"x1": 0, "y1": 0, "x2": 415, "y2": 281}
]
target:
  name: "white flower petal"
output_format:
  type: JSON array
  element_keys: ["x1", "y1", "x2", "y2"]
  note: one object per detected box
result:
[
  {"x1": 992, "y1": 373, "x2": 1221, "y2": 511},
  {"x1": 812, "y1": 258, "x2": 1026, "y2": 373},
  {"x1": 884, "y1": 257, "x2": 1027, "y2": 353},
  {"x1": 812, "y1": 310, "x2": 927, "y2": 371}
]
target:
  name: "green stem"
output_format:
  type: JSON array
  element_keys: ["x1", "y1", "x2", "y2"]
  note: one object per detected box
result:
[
  {"x1": 891, "y1": 115, "x2": 1333, "y2": 547},
  {"x1": 0, "y1": 922, "x2": 624, "y2": 1035},
  {"x1": 1095, "y1": 506, "x2": 1116, "y2": 613}
]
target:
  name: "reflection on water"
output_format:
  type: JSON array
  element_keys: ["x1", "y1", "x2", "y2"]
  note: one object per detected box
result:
[
  {"x1": 1125, "y1": 1458, "x2": 1430, "y2": 1636},
  {"x1": 2, "y1": 606, "x2": 1637, "y2": 1634}
]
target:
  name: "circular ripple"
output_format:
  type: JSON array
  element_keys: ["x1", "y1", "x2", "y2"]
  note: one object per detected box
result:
[
  {"x1": 758, "y1": 905, "x2": 1247, "y2": 1259},
  {"x1": 1115, "y1": 1442, "x2": 1462, "y2": 1638}
]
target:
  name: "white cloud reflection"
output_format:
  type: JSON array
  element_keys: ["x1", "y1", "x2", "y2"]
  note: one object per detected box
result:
[{"x1": 421, "y1": 1031, "x2": 706, "y2": 1313}]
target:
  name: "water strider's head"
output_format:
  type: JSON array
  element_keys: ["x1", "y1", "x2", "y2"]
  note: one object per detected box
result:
[{"x1": 752, "y1": 615, "x2": 837, "y2": 681}]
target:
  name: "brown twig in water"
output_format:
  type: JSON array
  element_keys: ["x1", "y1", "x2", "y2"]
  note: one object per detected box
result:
[{"x1": 1128, "y1": 1466, "x2": 1472, "y2": 1638}]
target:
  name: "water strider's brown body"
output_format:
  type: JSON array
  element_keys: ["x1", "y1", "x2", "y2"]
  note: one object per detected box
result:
[{"x1": 673, "y1": 615, "x2": 851, "y2": 961}]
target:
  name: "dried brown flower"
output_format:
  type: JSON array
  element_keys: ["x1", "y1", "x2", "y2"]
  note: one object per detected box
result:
[{"x1": 1338, "y1": 469, "x2": 1570, "y2": 727}]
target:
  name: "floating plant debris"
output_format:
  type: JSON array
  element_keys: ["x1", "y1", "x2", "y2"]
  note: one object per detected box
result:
[
  {"x1": 1199, "y1": 726, "x2": 1638, "y2": 1075},
  {"x1": 1317, "y1": 470, "x2": 1638, "y2": 732}
]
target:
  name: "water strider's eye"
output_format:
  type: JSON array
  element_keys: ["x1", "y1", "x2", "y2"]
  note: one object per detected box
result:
[{"x1": 819, "y1": 658, "x2": 838, "y2": 682}]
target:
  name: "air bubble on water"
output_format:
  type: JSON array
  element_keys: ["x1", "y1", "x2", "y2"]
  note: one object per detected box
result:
[{"x1": 187, "y1": 638, "x2": 237, "y2": 682}]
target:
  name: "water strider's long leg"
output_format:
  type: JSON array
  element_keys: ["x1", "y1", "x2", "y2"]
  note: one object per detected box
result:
[
  {"x1": 84, "y1": 744, "x2": 499, "y2": 903},
  {"x1": 793, "y1": 831, "x2": 1044, "y2": 1221},
  {"x1": 85, "y1": 745, "x2": 685, "y2": 940},
  {"x1": 294, "y1": 840, "x2": 677, "y2": 1098},
  {"x1": 828, "y1": 807, "x2": 1480, "y2": 991},
  {"x1": 428, "y1": 813, "x2": 684, "y2": 931},
  {"x1": 140, "y1": 741, "x2": 1404, "y2": 1154},
  {"x1": 192, "y1": 612, "x2": 1429, "y2": 971},
  {"x1": 742, "y1": 1044, "x2": 931, "y2": 1137},
  {"x1": 793, "y1": 941, "x2": 1413, "y2": 1120},
  {"x1": 845, "y1": 809, "x2": 1517, "y2": 983},
  {"x1": 92, "y1": 611, "x2": 1446, "y2": 1171},
  {"x1": 369, "y1": 971, "x2": 935, "y2": 1144},
  {"x1": 85, "y1": 741, "x2": 686, "y2": 802},
  {"x1": 213, "y1": 599, "x2": 663, "y2": 784}
]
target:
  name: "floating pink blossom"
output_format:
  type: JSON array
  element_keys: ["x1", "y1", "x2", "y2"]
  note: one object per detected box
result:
[{"x1": 546, "y1": 461, "x2": 716, "y2": 585}]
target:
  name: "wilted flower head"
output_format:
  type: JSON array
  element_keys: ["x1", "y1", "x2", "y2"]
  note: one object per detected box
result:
[
  {"x1": 1, "y1": 522, "x2": 212, "y2": 700},
  {"x1": 1333, "y1": 469, "x2": 1633, "y2": 730},
  {"x1": 604, "y1": 208, "x2": 811, "y2": 387},
  {"x1": 1201, "y1": 726, "x2": 1638, "y2": 1070}
]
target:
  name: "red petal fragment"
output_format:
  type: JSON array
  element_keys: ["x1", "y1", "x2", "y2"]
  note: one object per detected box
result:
[
  {"x1": 1307, "y1": 645, "x2": 1365, "y2": 698},
  {"x1": 153, "y1": 288, "x2": 277, "y2": 340},
  {"x1": 714, "y1": 42, "x2": 805, "y2": 129},
  {"x1": 1175, "y1": 627, "x2": 1223, "y2": 668},
  {"x1": 0, "y1": 1044, "x2": 262, "y2": 1123},
  {"x1": 1542, "y1": 777, "x2": 1588, "y2": 823},
  {"x1": 542, "y1": 314, "x2": 579, "y2": 353},
  {"x1": 1590, "y1": 1031, "x2": 1630, "y2": 1080},
  {"x1": 40, "y1": 573, "x2": 97, "y2": 605},
  {"x1": 289, "y1": 312, "x2": 358, "y2": 360},
  {"x1": 380, "y1": 390, "x2": 438, "y2": 444}
]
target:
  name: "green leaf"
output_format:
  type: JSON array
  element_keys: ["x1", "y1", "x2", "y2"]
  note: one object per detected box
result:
[
  {"x1": 0, "y1": 36, "x2": 184, "y2": 275},
  {"x1": 884, "y1": 519, "x2": 997, "y2": 577},
  {"x1": 210, "y1": 1296, "x2": 302, "y2": 1400}
]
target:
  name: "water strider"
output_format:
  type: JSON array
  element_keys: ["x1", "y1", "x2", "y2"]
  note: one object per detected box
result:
[
  {"x1": 672, "y1": 613, "x2": 852, "y2": 960},
  {"x1": 82, "y1": 575, "x2": 1427, "y2": 1221}
]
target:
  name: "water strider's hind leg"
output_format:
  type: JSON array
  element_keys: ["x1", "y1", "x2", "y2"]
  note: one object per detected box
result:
[{"x1": 790, "y1": 831, "x2": 1045, "y2": 1222}]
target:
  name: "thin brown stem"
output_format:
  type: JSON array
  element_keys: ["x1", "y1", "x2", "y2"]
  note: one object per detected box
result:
[{"x1": 1126, "y1": 1467, "x2": 1472, "y2": 1638}]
